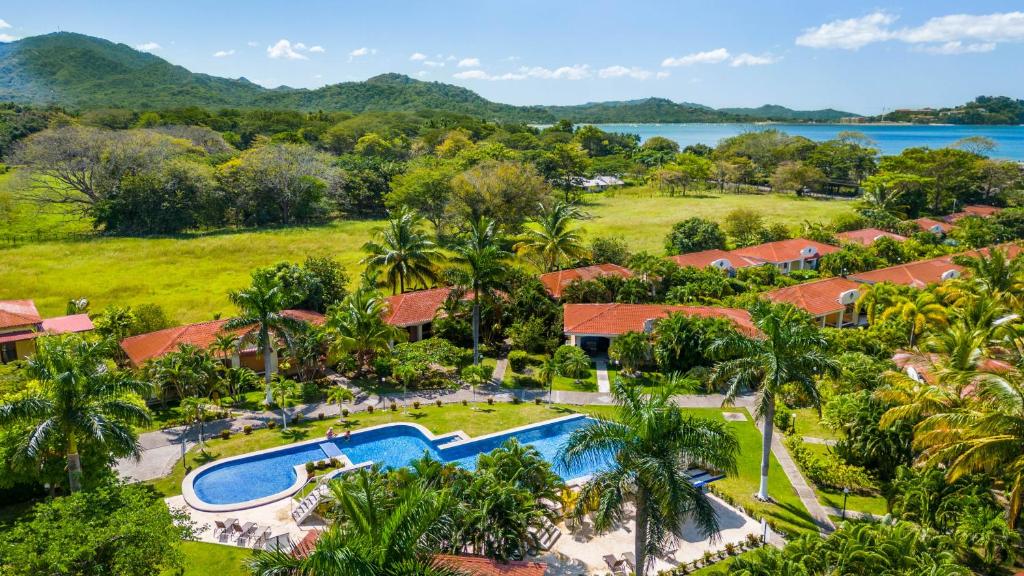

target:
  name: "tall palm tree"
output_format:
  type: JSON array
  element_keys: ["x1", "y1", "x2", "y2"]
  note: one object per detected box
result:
[
  {"x1": 956, "y1": 247, "x2": 1024, "y2": 308},
  {"x1": 558, "y1": 380, "x2": 739, "y2": 576},
  {"x1": 327, "y1": 284, "x2": 404, "y2": 374},
  {"x1": 448, "y1": 217, "x2": 509, "y2": 365},
  {"x1": 514, "y1": 201, "x2": 588, "y2": 272},
  {"x1": 710, "y1": 300, "x2": 839, "y2": 501},
  {"x1": 880, "y1": 291, "x2": 948, "y2": 347},
  {"x1": 0, "y1": 335, "x2": 151, "y2": 492},
  {"x1": 249, "y1": 469, "x2": 465, "y2": 575},
  {"x1": 209, "y1": 333, "x2": 239, "y2": 366},
  {"x1": 225, "y1": 272, "x2": 304, "y2": 405},
  {"x1": 855, "y1": 282, "x2": 906, "y2": 325},
  {"x1": 362, "y1": 208, "x2": 444, "y2": 294}
]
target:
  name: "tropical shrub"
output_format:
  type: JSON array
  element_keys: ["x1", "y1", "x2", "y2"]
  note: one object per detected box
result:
[
  {"x1": 243, "y1": 425, "x2": 252, "y2": 435},
  {"x1": 300, "y1": 380, "x2": 320, "y2": 402},
  {"x1": 609, "y1": 331, "x2": 653, "y2": 374},
  {"x1": 507, "y1": 350, "x2": 529, "y2": 372},
  {"x1": 553, "y1": 345, "x2": 590, "y2": 378},
  {"x1": 390, "y1": 337, "x2": 465, "y2": 388},
  {"x1": 784, "y1": 436, "x2": 876, "y2": 494}
]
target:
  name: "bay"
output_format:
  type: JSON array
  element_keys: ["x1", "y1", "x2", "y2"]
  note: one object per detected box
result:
[{"x1": 586, "y1": 123, "x2": 1024, "y2": 160}]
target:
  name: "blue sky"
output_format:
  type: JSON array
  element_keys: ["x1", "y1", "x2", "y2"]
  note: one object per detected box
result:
[{"x1": 2, "y1": 1, "x2": 1023, "y2": 114}]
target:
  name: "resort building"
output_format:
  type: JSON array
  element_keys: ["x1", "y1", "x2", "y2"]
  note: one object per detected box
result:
[
  {"x1": 912, "y1": 217, "x2": 952, "y2": 235},
  {"x1": 729, "y1": 238, "x2": 840, "y2": 274},
  {"x1": 835, "y1": 228, "x2": 907, "y2": 247},
  {"x1": 665, "y1": 249, "x2": 759, "y2": 274},
  {"x1": 849, "y1": 255, "x2": 963, "y2": 288},
  {"x1": 763, "y1": 277, "x2": 864, "y2": 328},
  {"x1": 538, "y1": 264, "x2": 633, "y2": 299},
  {"x1": 383, "y1": 287, "x2": 456, "y2": 342},
  {"x1": 563, "y1": 303, "x2": 757, "y2": 355},
  {"x1": 0, "y1": 300, "x2": 95, "y2": 364},
  {"x1": 119, "y1": 309, "x2": 324, "y2": 370},
  {"x1": 945, "y1": 204, "x2": 1002, "y2": 223}
]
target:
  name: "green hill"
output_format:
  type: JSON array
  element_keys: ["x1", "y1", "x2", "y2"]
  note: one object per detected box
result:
[
  {"x1": 864, "y1": 96, "x2": 1024, "y2": 125},
  {"x1": 0, "y1": 31, "x2": 864, "y2": 124}
]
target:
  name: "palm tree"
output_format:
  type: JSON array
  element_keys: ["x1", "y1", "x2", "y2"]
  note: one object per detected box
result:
[
  {"x1": 558, "y1": 380, "x2": 739, "y2": 576},
  {"x1": 270, "y1": 374, "x2": 296, "y2": 430},
  {"x1": 0, "y1": 335, "x2": 151, "y2": 492},
  {"x1": 288, "y1": 323, "x2": 333, "y2": 381},
  {"x1": 327, "y1": 284, "x2": 404, "y2": 375},
  {"x1": 209, "y1": 333, "x2": 239, "y2": 366},
  {"x1": 709, "y1": 301, "x2": 838, "y2": 501},
  {"x1": 538, "y1": 355, "x2": 557, "y2": 404},
  {"x1": 448, "y1": 217, "x2": 509, "y2": 365},
  {"x1": 514, "y1": 201, "x2": 588, "y2": 272},
  {"x1": 249, "y1": 469, "x2": 465, "y2": 575},
  {"x1": 855, "y1": 282, "x2": 905, "y2": 325},
  {"x1": 179, "y1": 396, "x2": 209, "y2": 450},
  {"x1": 956, "y1": 247, "x2": 1024, "y2": 308},
  {"x1": 225, "y1": 272, "x2": 304, "y2": 405},
  {"x1": 362, "y1": 208, "x2": 444, "y2": 294},
  {"x1": 880, "y1": 291, "x2": 948, "y2": 347}
]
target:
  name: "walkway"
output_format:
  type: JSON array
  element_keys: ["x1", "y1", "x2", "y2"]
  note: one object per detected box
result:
[
  {"x1": 594, "y1": 359, "x2": 610, "y2": 393},
  {"x1": 762, "y1": 418, "x2": 836, "y2": 534}
]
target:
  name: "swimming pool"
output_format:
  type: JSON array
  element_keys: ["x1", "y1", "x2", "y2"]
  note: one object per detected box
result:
[{"x1": 183, "y1": 414, "x2": 608, "y2": 511}]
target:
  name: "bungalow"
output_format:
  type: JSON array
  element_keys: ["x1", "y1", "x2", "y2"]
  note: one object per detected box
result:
[
  {"x1": 563, "y1": 303, "x2": 757, "y2": 355},
  {"x1": 119, "y1": 309, "x2": 324, "y2": 370},
  {"x1": 835, "y1": 228, "x2": 908, "y2": 247},
  {"x1": 382, "y1": 287, "x2": 455, "y2": 342},
  {"x1": 729, "y1": 238, "x2": 840, "y2": 274},
  {"x1": 0, "y1": 300, "x2": 94, "y2": 363},
  {"x1": 665, "y1": 249, "x2": 759, "y2": 274},
  {"x1": 849, "y1": 255, "x2": 963, "y2": 288},
  {"x1": 945, "y1": 204, "x2": 1002, "y2": 223},
  {"x1": 577, "y1": 175, "x2": 625, "y2": 190},
  {"x1": 538, "y1": 264, "x2": 633, "y2": 299},
  {"x1": 912, "y1": 217, "x2": 952, "y2": 235},
  {"x1": 763, "y1": 277, "x2": 864, "y2": 328}
]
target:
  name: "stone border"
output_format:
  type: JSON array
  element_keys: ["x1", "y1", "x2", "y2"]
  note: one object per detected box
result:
[{"x1": 182, "y1": 414, "x2": 589, "y2": 512}]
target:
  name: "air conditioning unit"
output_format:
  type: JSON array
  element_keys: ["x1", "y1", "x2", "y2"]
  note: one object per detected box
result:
[
  {"x1": 838, "y1": 289, "x2": 860, "y2": 305},
  {"x1": 799, "y1": 246, "x2": 818, "y2": 257},
  {"x1": 642, "y1": 318, "x2": 656, "y2": 334},
  {"x1": 711, "y1": 258, "x2": 732, "y2": 270},
  {"x1": 940, "y1": 269, "x2": 961, "y2": 281}
]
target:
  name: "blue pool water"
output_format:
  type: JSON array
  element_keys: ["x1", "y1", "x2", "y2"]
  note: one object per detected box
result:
[{"x1": 191, "y1": 416, "x2": 606, "y2": 506}]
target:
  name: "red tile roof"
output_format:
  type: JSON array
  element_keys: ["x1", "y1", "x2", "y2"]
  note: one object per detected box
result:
[
  {"x1": 835, "y1": 228, "x2": 907, "y2": 247},
  {"x1": 850, "y1": 256, "x2": 963, "y2": 288},
  {"x1": 563, "y1": 303, "x2": 758, "y2": 338},
  {"x1": 963, "y1": 204, "x2": 1001, "y2": 217},
  {"x1": 0, "y1": 300, "x2": 42, "y2": 330},
  {"x1": 435, "y1": 554, "x2": 547, "y2": 576},
  {"x1": 119, "y1": 309, "x2": 324, "y2": 366},
  {"x1": 383, "y1": 287, "x2": 454, "y2": 327},
  {"x1": 539, "y1": 264, "x2": 633, "y2": 298},
  {"x1": 41, "y1": 314, "x2": 94, "y2": 334},
  {"x1": 764, "y1": 277, "x2": 863, "y2": 317},
  {"x1": 666, "y1": 249, "x2": 759, "y2": 270},
  {"x1": 0, "y1": 331, "x2": 36, "y2": 345},
  {"x1": 912, "y1": 217, "x2": 952, "y2": 234},
  {"x1": 730, "y1": 239, "x2": 840, "y2": 264}
]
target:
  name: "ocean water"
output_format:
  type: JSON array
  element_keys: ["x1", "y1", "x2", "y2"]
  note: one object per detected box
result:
[{"x1": 586, "y1": 123, "x2": 1024, "y2": 160}]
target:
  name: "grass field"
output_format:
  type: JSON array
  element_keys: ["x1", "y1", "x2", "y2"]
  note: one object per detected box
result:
[
  {"x1": 172, "y1": 541, "x2": 251, "y2": 576},
  {"x1": 0, "y1": 179, "x2": 855, "y2": 323}
]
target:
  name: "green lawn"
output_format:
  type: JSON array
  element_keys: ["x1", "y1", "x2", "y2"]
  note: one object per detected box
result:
[
  {"x1": 0, "y1": 183, "x2": 854, "y2": 324},
  {"x1": 791, "y1": 407, "x2": 839, "y2": 441},
  {"x1": 171, "y1": 541, "x2": 251, "y2": 576},
  {"x1": 799, "y1": 441, "x2": 889, "y2": 516}
]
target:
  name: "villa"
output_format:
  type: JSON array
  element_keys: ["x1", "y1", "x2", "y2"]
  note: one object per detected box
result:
[
  {"x1": 563, "y1": 303, "x2": 757, "y2": 355},
  {"x1": 912, "y1": 217, "x2": 952, "y2": 235},
  {"x1": 383, "y1": 286, "x2": 460, "y2": 342},
  {"x1": 0, "y1": 300, "x2": 94, "y2": 364},
  {"x1": 945, "y1": 204, "x2": 1002, "y2": 223},
  {"x1": 849, "y1": 255, "x2": 963, "y2": 288},
  {"x1": 763, "y1": 277, "x2": 864, "y2": 328},
  {"x1": 835, "y1": 228, "x2": 907, "y2": 247},
  {"x1": 119, "y1": 309, "x2": 324, "y2": 370},
  {"x1": 729, "y1": 238, "x2": 840, "y2": 274},
  {"x1": 666, "y1": 249, "x2": 759, "y2": 274},
  {"x1": 538, "y1": 264, "x2": 633, "y2": 299}
]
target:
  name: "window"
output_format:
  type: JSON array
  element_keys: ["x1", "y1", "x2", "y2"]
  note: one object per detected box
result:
[{"x1": 0, "y1": 342, "x2": 16, "y2": 364}]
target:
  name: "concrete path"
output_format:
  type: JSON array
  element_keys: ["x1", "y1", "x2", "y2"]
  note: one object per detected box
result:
[
  {"x1": 491, "y1": 358, "x2": 508, "y2": 385},
  {"x1": 594, "y1": 359, "x2": 610, "y2": 393},
  {"x1": 762, "y1": 420, "x2": 836, "y2": 534},
  {"x1": 802, "y1": 436, "x2": 837, "y2": 446},
  {"x1": 823, "y1": 506, "x2": 877, "y2": 521}
]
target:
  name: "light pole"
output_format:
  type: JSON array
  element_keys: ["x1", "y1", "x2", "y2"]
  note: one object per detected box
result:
[{"x1": 842, "y1": 487, "x2": 850, "y2": 520}]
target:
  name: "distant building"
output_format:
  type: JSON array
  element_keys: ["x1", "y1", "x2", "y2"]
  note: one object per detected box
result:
[
  {"x1": 849, "y1": 255, "x2": 963, "y2": 289},
  {"x1": 763, "y1": 277, "x2": 864, "y2": 328},
  {"x1": 575, "y1": 175, "x2": 625, "y2": 190},
  {"x1": 835, "y1": 228, "x2": 907, "y2": 247},
  {"x1": 912, "y1": 217, "x2": 952, "y2": 235},
  {"x1": 538, "y1": 264, "x2": 633, "y2": 299},
  {"x1": 729, "y1": 239, "x2": 840, "y2": 274},
  {"x1": 382, "y1": 287, "x2": 457, "y2": 342},
  {"x1": 665, "y1": 249, "x2": 760, "y2": 274},
  {"x1": 0, "y1": 300, "x2": 94, "y2": 363}
]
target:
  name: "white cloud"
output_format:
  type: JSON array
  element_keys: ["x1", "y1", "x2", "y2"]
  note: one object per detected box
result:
[
  {"x1": 135, "y1": 41, "x2": 161, "y2": 52},
  {"x1": 213, "y1": 49, "x2": 235, "y2": 58},
  {"x1": 247, "y1": 41, "x2": 259, "y2": 47},
  {"x1": 0, "y1": 19, "x2": 11, "y2": 29},
  {"x1": 409, "y1": 52, "x2": 427, "y2": 61},
  {"x1": 598, "y1": 65, "x2": 653, "y2": 80},
  {"x1": 453, "y1": 69, "x2": 527, "y2": 81},
  {"x1": 423, "y1": 60, "x2": 445, "y2": 67},
  {"x1": 796, "y1": 12, "x2": 897, "y2": 49},
  {"x1": 730, "y1": 52, "x2": 780, "y2": 66},
  {"x1": 308, "y1": 45, "x2": 325, "y2": 53},
  {"x1": 0, "y1": 34, "x2": 17, "y2": 43},
  {"x1": 656, "y1": 71, "x2": 670, "y2": 79},
  {"x1": 457, "y1": 57, "x2": 480, "y2": 68},
  {"x1": 661, "y1": 48, "x2": 730, "y2": 67},
  {"x1": 521, "y1": 64, "x2": 591, "y2": 80},
  {"x1": 797, "y1": 11, "x2": 1024, "y2": 53},
  {"x1": 349, "y1": 47, "x2": 375, "y2": 57},
  {"x1": 267, "y1": 39, "x2": 307, "y2": 60}
]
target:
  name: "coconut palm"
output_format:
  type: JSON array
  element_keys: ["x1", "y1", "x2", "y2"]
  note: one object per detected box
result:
[
  {"x1": 855, "y1": 282, "x2": 906, "y2": 325},
  {"x1": 448, "y1": 217, "x2": 509, "y2": 365},
  {"x1": 288, "y1": 323, "x2": 333, "y2": 381},
  {"x1": 514, "y1": 201, "x2": 588, "y2": 272},
  {"x1": 249, "y1": 469, "x2": 466, "y2": 576},
  {"x1": 362, "y1": 208, "x2": 444, "y2": 294},
  {"x1": 558, "y1": 380, "x2": 739, "y2": 576},
  {"x1": 179, "y1": 396, "x2": 209, "y2": 450},
  {"x1": 709, "y1": 300, "x2": 839, "y2": 501},
  {"x1": 225, "y1": 272, "x2": 305, "y2": 405},
  {"x1": 327, "y1": 284, "x2": 404, "y2": 375},
  {"x1": 880, "y1": 291, "x2": 948, "y2": 347},
  {"x1": 609, "y1": 331, "x2": 653, "y2": 375},
  {"x1": 538, "y1": 355, "x2": 558, "y2": 404},
  {"x1": 270, "y1": 374, "x2": 296, "y2": 430},
  {"x1": 0, "y1": 335, "x2": 151, "y2": 492},
  {"x1": 956, "y1": 247, "x2": 1024, "y2": 308},
  {"x1": 209, "y1": 333, "x2": 239, "y2": 366}
]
